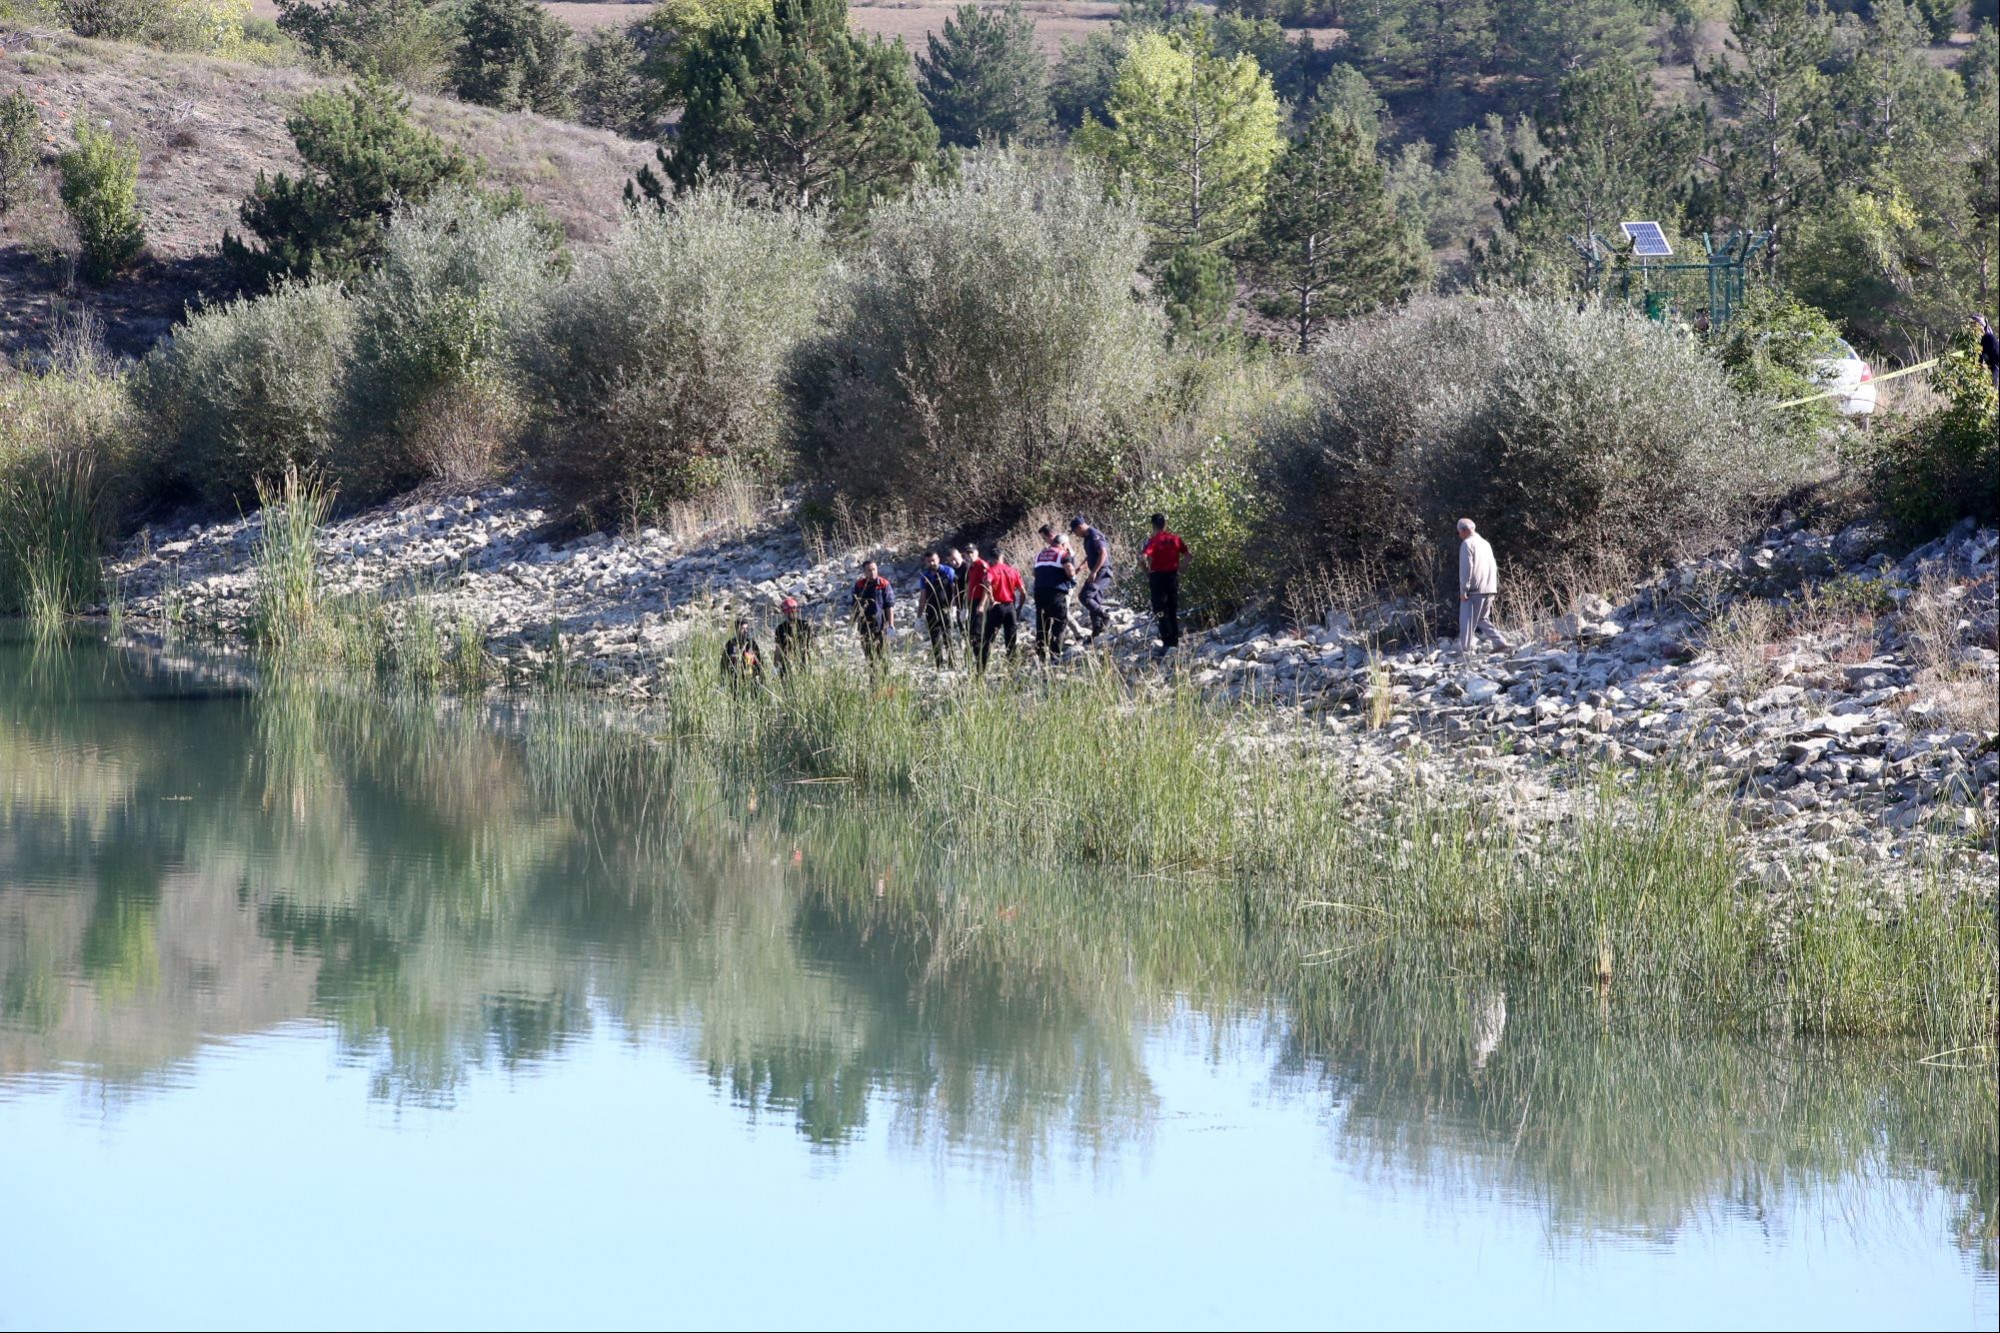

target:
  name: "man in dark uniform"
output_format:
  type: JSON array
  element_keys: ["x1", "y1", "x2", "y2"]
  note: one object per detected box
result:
[
  {"x1": 850, "y1": 559, "x2": 896, "y2": 669},
  {"x1": 1030, "y1": 524, "x2": 1076, "y2": 663},
  {"x1": 1069, "y1": 516, "x2": 1114, "y2": 644},
  {"x1": 917, "y1": 550, "x2": 958, "y2": 668}
]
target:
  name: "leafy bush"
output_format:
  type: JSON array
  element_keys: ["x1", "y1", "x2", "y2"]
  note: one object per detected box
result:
[
  {"x1": 56, "y1": 119, "x2": 145, "y2": 282},
  {"x1": 451, "y1": 0, "x2": 577, "y2": 116},
  {"x1": 57, "y1": 0, "x2": 248, "y2": 50},
  {"x1": 225, "y1": 80, "x2": 474, "y2": 288},
  {"x1": 524, "y1": 188, "x2": 829, "y2": 520},
  {"x1": 138, "y1": 280, "x2": 357, "y2": 507},
  {"x1": 795, "y1": 151, "x2": 1162, "y2": 529},
  {"x1": 0, "y1": 341, "x2": 132, "y2": 623},
  {"x1": 340, "y1": 187, "x2": 561, "y2": 500},
  {"x1": 0, "y1": 90, "x2": 40, "y2": 218},
  {"x1": 1873, "y1": 334, "x2": 1999, "y2": 537},
  {"x1": 1120, "y1": 442, "x2": 1260, "y2": 624},
  {"x1": 1712, "y1": 288, "x2": 1844, "y2": 445},
  {"x1": 1258, "y1": 295, "x2": 1801, "y2": 592}
]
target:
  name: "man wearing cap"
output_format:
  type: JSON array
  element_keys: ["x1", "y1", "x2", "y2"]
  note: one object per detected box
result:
[
  {"x1": 1030, "y1": 524, "x2": 1076, "y2": 662},
  {"x1": 1456, "y1": 518, "x2": 1511, "y2": 656},
  {"x1": 774, "y1": 596, "x2": 813, "y2": 677},
  {"x1": 1069, "y1": 516, "x2": 1114, "y2": 645}
]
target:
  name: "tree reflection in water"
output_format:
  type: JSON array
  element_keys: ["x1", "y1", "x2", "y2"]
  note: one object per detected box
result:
[{"x1": 0, "y1": 631, "x2": 1992, "y2": 1267}]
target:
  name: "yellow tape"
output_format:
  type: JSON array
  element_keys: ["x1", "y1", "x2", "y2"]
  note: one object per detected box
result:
[{"x1": 1773, "y1": 357, "x2": 1937, "y2": 408}]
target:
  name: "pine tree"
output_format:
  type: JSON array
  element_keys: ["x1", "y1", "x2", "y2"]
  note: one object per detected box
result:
[
  {"x1": 451, "y1": 0, "x2": 578, "y2": 117},
  {"x1": 224, "y1": 81, "x2": 474, "y2": 287},
  {"x1": 634, "y1": 0, "x2": 937, "y2": 219},
  {"x1": 917, "y1": 3, "x2": 1049, "y2": 148},
  {"x1": 1498, "y1": 0, "x2": 1649, "y2": 109},
  {"x1": 1075, "y1": 23, "x2": 1283, "y2": 254},
  {"x1": 1243, "y1": 113, "x2": 1421, "y2": 353},
  {"x1": 1697, "y1": 0, "x2": 1836, "y2": 276},
  {"x1": 1487, "y1": 61, "x2": 1701, "y2": 282}
]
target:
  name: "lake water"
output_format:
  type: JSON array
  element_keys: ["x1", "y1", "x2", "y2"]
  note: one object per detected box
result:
[{"x1": 1, "y1": 630, "x2": 1994, "y2": 1331}]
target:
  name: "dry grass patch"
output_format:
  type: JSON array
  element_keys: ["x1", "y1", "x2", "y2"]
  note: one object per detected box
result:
[{"x1": 1899, "y1": 570, "x2": 2000, "y2": 735}]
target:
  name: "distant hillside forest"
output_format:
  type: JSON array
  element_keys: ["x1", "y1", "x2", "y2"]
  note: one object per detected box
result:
[
  {"x1": 3, "y1": 0, "x2": 1994, "y2": 357},
  {"x1": 1, "y1": 0, "x2": 1995, "y2": 629}
]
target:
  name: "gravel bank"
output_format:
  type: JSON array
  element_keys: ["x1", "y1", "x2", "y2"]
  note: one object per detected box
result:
[{"x1": 106, "y1": 489, "x2": 1999, "y2": 900}]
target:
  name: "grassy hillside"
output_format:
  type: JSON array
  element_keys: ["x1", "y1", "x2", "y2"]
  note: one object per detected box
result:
[{"x1": 0, "y1": 26, "x2": 652, "y2": 359}]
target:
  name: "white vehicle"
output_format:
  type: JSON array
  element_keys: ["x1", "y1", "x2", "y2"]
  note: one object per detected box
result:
[{"x1": 1811, "y1": 336, "x2": 1877, "y2": 418}]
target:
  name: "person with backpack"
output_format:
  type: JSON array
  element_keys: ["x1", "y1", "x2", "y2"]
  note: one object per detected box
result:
[
  {"x1": 1069, "y1": 516, "x2": 1114, "y2": 645},
  {"x1": 977, "y1": 545, "x2": 1024, "y2": 669},
  {"x1": 1140, "y1": 512, "x2": 1188, "y2": 660},
  {"x1": 720, "y1": 615, "x2": 764, "y2": 688},
  {"x1": 1030, "y1": 524, "x2": 1076, "y2": 662},
  {"x1": 773, "y1": 596, "x2": 813, "y2": 677},
  {"x1": 917, "y1": 550, "x2": 959, "y2": 668},
  {"x1": 850, "y1": 560, "x2": 896, "y2": 669}
]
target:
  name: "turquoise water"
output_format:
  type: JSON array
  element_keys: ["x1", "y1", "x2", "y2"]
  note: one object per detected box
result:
[{"x1": 1, "y1": 631, "x2": 1993, "y2": 1330}]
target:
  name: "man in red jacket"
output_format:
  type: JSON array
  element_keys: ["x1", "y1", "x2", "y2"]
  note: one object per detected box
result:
[
  {"x1": 976, "y1": 546, "x2": 1024, "y2": 670},
  {"x1": 1140, "y1": 512, "x2": 1188, "y2": 659}
]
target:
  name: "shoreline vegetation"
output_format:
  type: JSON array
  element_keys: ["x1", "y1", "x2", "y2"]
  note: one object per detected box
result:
[
  {"x1": 50, "y1": 518, "x2": 2000, "y2": 1051},
  {"x1": 3, "y1": 631, "x2": 1994, "y2": 1260},
  {"x1": 0, "y1": 2, "x2": 1994, "y2": 1057}
]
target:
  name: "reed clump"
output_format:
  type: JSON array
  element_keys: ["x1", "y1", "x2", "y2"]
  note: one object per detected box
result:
[
  {"x1": 653, "y1": 638, "x2": 1996, "y2": 1047},
  {"x1": 0, "y1": 345, "x2": 130, "y2": 630}
]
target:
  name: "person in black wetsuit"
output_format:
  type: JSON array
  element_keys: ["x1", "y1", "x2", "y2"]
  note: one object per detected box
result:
[{"x1": 721, "y1": 616, "x2": 764, "y2": 688}]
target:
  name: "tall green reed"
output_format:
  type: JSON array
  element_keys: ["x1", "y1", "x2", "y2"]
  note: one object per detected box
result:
[
  {"x1": 650, "y1": 633, "x2": 1996, "y2": 1046},
  {"x1": 250, "y1": 466, "x2": 336, "y2": 656},
  {"x1": 0, "y1": 438, "x2": 112, "y2": 631}
]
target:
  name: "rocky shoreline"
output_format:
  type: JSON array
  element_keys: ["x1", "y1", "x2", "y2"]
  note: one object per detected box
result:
[{"x1": 104, "y1": 487, "x2": 1999, "y2": 900}]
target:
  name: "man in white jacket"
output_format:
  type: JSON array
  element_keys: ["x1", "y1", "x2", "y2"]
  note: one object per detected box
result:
[{"x1": 1457, "y1": 518, "x2": 1511, "y2": 656}]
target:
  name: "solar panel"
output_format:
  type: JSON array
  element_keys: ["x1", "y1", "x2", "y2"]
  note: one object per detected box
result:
[{"x1": 1621, "y1": 221, "x2": 1673, "y2": 257}]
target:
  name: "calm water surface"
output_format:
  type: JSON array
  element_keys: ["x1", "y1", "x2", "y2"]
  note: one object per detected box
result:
[{"x1": 1, "y1": 631, "x2": 1993, "y2": 1331}]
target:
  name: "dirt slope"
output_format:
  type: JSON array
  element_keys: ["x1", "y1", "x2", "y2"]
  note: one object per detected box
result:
[{"x1": 0, "y1": 27, "x2": 652, "y2": 360}]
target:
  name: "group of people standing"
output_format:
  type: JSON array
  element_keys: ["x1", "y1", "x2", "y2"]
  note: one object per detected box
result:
[
  {"x1": 722, "y1": 513, "x2": 1516, "y2": 684},
  {"x1": 720, "y1": 513, "x2": 1192, "y2": 684}
]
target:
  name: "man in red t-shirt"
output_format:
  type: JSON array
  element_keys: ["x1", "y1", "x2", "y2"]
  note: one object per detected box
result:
[
  {"x1": 963, "y1": 542, "x2": 991, "y2": 663},
  {"x1": 1140, "y1": 511, "x2": 1189, "y2": 658},
  {"x1": 976, "y1": 545, "x2": 1023, "y2": 670}
]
